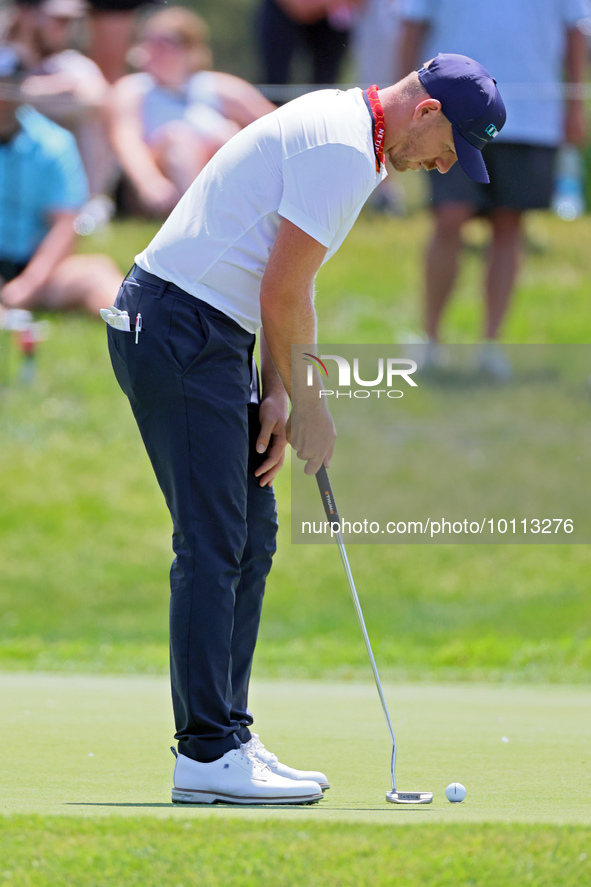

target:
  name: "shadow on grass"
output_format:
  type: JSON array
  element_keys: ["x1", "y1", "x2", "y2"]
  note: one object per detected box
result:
[
  {"x1": 66, "y1": 802, "x2": 321, "y2": 810},
  {"x1": 67, "y1": 802, "x2": 178, "y2": 808},
  {"x1": 65, "y1": 802, "x2": 432, "y2": 812}
]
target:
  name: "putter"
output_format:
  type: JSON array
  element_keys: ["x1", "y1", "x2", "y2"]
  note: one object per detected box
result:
[{"x1": 315, "y1": 465, "x2": 433, "y2": 805}]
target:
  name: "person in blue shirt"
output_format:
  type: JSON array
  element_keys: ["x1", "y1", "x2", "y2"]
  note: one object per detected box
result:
[
  {"x1": 0, "y1": 43, "x2": 121, "y2": 316},
  {"x1": 398, "y1": 0, "x2": 589, "y2": 377}
]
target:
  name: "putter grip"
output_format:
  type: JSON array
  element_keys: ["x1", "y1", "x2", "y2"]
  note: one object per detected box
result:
[{"x1": 315, "y1": 465, "x2": 340, "y2": 525}]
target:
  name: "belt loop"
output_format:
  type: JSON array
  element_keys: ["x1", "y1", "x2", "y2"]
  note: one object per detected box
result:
[{"x1": 155, "y1": 281, "x2": 167, "y2": 299}]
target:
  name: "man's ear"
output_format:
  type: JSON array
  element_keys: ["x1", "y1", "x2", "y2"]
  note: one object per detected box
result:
[{"x1": 412, "y1": 98, "x2": 442, "y2": 121}]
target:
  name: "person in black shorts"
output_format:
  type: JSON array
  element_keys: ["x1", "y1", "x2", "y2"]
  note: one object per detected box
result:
[
  {"x1": 398, "y1": 1, "x2": 587, "y2": 377},
  {"x1": 430, "y1": 143, "x2": 557, "y2": 218},
  {"x1": 424, "y1": 141, "x2": 558, "y2": 374}
]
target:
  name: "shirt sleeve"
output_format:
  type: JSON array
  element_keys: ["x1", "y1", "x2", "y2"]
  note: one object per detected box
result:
[
  {"x1": 45, "y1": 132, "x2": 89, "y2": 213},
  {"x1": 278, "y1": 143, "x2": 375, "y2": 248}
]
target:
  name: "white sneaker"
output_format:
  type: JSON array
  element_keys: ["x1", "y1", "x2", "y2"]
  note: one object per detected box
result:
[
  {"x1": 241, "y1": 734, "x2": 330, "y2": 791},
  {"x1": 171, "y1": 748, "x2": 324, "y2": 805},
  {"x1": 475, "y1": 342, "x2": 513, "y2": 382},
  {"x1": 401, "y1": 334, "x2": 450, "y2": 374}
]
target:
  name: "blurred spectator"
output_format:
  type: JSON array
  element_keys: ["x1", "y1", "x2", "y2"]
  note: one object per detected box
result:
[
  {"x1": 399, "y1": 0, "x2": 589, "y2": 372},
  {"x1": 86, "y1": 0, "x2": 162, "y2": 84},
  {"x1": 10, "y1": 0, "x2": 162, "y2": 85},
  {"x1": 352, "y1": 0, "x2": 400, "y2": 86},
  {"x1": 0, "y1": 44, "x2": 122, "y2": 316},
  {"x1": 257, "y1": 0, "x2": 359, "y2": 85},
  {"x1": 110, "y1": 6, "x2": 275, "y2": 216},
  {"x1": 8, "y1": 0, "x2": 115, "y2": 204},
  {"x1": 352, "y1": 0, "x2": 405, "y2": 215}
]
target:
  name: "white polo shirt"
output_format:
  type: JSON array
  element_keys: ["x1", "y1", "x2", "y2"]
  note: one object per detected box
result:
[{"x1": 136, "y1": 88, "x2": 386, "y2": 333}]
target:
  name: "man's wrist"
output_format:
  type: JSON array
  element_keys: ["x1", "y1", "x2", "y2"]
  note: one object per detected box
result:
[
  {"x1": 261, "y1": 385, "x2": 289, "y2": 410},
  {"x1": 292, "y1": 391, "x2": 331, "y2": 413},
  {"x1": 15, "y1": 267, "x2": 44, "y2": 294}
]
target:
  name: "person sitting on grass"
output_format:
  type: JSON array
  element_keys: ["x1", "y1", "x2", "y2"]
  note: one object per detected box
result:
[
  {"x1": 109, "y1": 5, "x2": 275, "y2": 216},
  {"x1": 0, "y1": 43, "x2": 122, "y2": 316},
  {"x1": 7, "y1": 0, "x2": 115, "y2": 207}
]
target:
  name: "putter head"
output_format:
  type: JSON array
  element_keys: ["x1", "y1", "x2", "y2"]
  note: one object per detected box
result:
[{"x1": 386, "y1": 790, "x2": 433, "y2": 805}]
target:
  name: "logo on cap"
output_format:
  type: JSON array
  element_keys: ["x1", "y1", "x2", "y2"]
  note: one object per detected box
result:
[{"x1": 485, "y1": 124, "x2": 499, "y2": 138}]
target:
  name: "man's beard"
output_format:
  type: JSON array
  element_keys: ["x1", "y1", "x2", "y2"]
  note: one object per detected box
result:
[{"x1": 387, "y1": 129, "x2": 437, "y2": 173}]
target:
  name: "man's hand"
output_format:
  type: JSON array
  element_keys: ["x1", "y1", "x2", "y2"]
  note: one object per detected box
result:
[
  {"x1": 22, "y1": 73, "x2": 76, "y2": 99},
  {"x1": 139, "y1": 175, "x2": 180, "y2": 216},
  {"x1": 0, "y1": 212, "x2": 77, "y2": 311},
  {"x1": 287, "y1": 399, "x2": 336, "y2": 476},
  {"x1": 0, "y1": 273, "x2": 37, "y2": 309},
  {"x1": 254, "y1": 393, "x2": 290, "y2": 487}
]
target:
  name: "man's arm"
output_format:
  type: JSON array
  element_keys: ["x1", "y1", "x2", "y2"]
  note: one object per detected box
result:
[
  {"x1": 260, "y1": 218, "x2": 336, "y2": 476},
  {"x1": 276, "y1": 0, "x2": 362, "y2": 25},
  {"x1": 207, "y1": 73, "x2": 276, "y2": 129},
  {"x1": 564, "y1": 24, "x2": 587, "y2": 145},
  {"x1": 108, "y1": 76, "x2": 178, "y2": 215},
  {"x1": 274, "y1": 0, "x2": 331, "y2": 25},
  {"x1": 21, "y1": 67, "x2": 109, "y2": 124},
  {"x1": 260, "y1": 219, "x2": 327, "y2": 397},
  {"x1": 0, "y1": 211, "x2": 76, "y2": 309},
  {"x1": 397, "y1": 19, "x2": 429, "y2": 80}
]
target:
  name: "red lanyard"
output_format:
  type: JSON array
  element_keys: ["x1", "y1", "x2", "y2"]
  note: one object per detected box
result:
[{"x1": 363, "y1": 84, "x2": 385, "y2": 172}]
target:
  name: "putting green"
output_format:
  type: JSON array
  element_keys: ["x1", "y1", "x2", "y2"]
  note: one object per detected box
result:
[{"x1": 1, "y1": 674, "x2": 589, "y2": 824}]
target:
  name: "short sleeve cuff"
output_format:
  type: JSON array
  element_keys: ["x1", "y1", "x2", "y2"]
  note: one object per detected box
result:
[{"x1": 277, "y1": 200, "x2": 333, "y2": 248}]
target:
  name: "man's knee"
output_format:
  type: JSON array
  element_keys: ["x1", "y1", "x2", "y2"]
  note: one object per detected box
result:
[
  {"x1": 43, "y1": 254, "x2": 122, "y2": 313},
  {"x1": 432, "y1": 202, "x2": 475, "y2": 240},
  {"x1": 490, "y1": 208, "x2": 523, "y2": 242}
]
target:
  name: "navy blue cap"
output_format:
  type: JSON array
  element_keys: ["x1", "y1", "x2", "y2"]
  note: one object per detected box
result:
[{"x1": 418, "y1": 53, "x2": 506, "y2": 184}]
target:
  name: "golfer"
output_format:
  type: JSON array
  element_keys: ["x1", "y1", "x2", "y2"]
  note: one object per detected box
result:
[{"x1": 106, "y1": 53, "x2": 505, "y2": 805}]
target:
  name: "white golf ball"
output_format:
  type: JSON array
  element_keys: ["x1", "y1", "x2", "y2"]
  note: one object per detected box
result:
[{"x1": 445, "y1": 782, "x2": 466, "y2": 803}]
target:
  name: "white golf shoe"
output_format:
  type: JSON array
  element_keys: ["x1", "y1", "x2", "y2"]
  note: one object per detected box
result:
[
  {"x1": 474, "y1": 342, "x2": 513, "y2": 382},
  {"x1": 171, "y1": 748, "x2": 323, "y2": 805},
  {"x1": 241, "y1": 734, "x2": 330, "y2": 791}
]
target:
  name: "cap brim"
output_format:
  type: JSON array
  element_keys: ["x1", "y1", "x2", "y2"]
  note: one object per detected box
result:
[{"x1": 452, "y1": 125, "x2": 489, "y2": 184}]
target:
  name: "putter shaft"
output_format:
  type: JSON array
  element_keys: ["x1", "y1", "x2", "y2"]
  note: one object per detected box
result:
[
  {"x1": 315, "y1": 465, "x2": 433, "y2": 805},
  {"x1": 334, "y1": 529, "x2": 398, "y2": 789},
  {"x1": 316, "y1": 466, "x2": 397, "y2": 791}
]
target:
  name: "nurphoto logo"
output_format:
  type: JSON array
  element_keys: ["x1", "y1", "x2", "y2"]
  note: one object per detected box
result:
[{"x1": 303, "y1": 353, "x2": 418, "y2": 399}]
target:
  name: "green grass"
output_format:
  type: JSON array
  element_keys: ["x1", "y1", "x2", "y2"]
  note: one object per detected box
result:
[
  {"x1": 1, "y1": 819, "x2": 590, "y2": 887},
  {"x1": 2, "y1": 211, "x2": 591, "y2": 884},
  {"x1": 315, "y1": 210, "x2": 591, "y2": 344},
  {"x1": 0, "y1": 213, "x2": 590, "y2": 680},
  {"x1": 1, "y1": 674, "x2": 590, "y2": 824},
  {"x1": 1, "y1": 675, "x2": 590, "y2": 884}
]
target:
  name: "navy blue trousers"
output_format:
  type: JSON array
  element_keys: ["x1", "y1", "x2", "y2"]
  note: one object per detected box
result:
[{"x1": 107, "y1": 267, "x2": 278, "y2": 762}]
